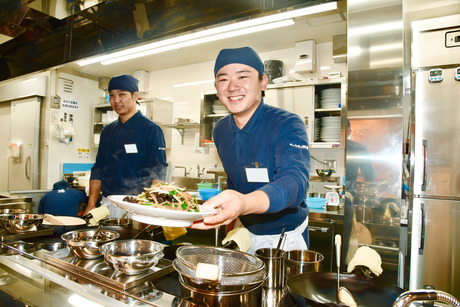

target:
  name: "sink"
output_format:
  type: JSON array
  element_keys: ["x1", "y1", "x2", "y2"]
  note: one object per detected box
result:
[{"x1": 171, "y1": 177, "x2": 213, "y2": 191}]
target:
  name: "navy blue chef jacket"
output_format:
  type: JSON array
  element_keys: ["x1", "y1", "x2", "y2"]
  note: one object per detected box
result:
[
  {"x1": 90, "y1": 111, "x2": 168, "y2": 197},
  {"x1": 38, "y1": 180, "x2": 86, "y2": 217},
  {"x1": 213, "y1": 100, "x2": 310, "y2": 241}
]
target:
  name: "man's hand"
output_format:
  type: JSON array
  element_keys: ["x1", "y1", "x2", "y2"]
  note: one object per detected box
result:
[{"x1": 190, "y1": 189, "x2": 269, "y2": 230}]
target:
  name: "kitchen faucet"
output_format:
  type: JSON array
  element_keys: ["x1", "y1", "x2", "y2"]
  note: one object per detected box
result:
[
  {"x1": 393, "y1": 289, "x2": 460, "y2": 307},
  {"x1": 197, "y1": 164, "x2": 205, "y2": 178},
  {"x1": 174, "y1": 166, "x2": 192, "y2": 177}
]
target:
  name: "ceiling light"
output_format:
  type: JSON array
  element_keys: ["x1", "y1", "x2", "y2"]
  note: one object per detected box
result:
[
  {"x1": 77, "y1": 2, "x2": 337, "y2": 66},
  {"x1": 102, "y1": 20, "x2": 294, "y2": 65},
  {"x1": 173, "y1": 79, "x2": 214, "y2": 88}
]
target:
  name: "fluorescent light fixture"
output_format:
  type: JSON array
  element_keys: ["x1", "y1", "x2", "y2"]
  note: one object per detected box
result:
[
  {"x1": 173, "y1": 79, "x2": 214, "y2": 88},
  {"x1": 320, "y1": 65, "x2": 331, "y2": 70},
  {"x1": 102, "y1": 20, "x2": 293, "y2": 65},
  {"x1": 77, "y1": 2, "x2": 337, "y2": 66}
]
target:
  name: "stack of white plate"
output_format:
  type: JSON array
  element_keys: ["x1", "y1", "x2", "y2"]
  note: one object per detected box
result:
[
  {"x1": 320, "y1": 116, "x2": 341, "y2": 142},
  {"x1": 314, "y1": 118, "x2": 321, "y2": 141},
  {"x1": 314, "y1": 94, "x2": 320, "y2": 109},
  {"x1": 320, "y1": 88, "x2": 341, "y2": 109},
  {"x1": 212, "y1": 100, "x2": 228, "y2": 114}
]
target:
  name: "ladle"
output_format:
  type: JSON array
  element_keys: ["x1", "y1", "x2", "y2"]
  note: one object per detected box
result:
[
  {"x1": 275, "y1": 227, "x2": 286, "y2": 257},
  {"x1": 91, "y1": 224, "x2": 103, "y2": 240},
  {"x1": 335, "y1": 234, "x2": 357, "y2": 307}
]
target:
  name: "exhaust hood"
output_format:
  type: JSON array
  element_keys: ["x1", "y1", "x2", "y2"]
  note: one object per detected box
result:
[{"x1": 333, "y1": 33, "x2": 347, "y2": 63}]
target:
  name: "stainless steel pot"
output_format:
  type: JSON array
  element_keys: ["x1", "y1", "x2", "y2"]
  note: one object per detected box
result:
[{"x1": 178, "y1": 275, "x2": 263, "y2": 307}]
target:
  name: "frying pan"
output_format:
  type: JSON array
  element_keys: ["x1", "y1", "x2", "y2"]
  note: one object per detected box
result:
[{"x1": 287, "y1": 272, "x2": 404, "y2": 307}]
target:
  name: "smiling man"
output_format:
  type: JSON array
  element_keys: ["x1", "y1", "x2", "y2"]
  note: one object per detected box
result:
[
  {"x1": 83, "y1": 74, "x2": 168, "y2": 217},
  {"x1": 191, "y1": 47, "x2": 311, "y2": 254}
]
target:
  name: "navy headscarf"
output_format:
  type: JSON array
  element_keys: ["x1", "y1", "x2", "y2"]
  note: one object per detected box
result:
[
  {"x1": 214, "y1": 47, "x2": 264, "y2": 76},
  {"x1": 108, "y1": 74, "x2": 139, "y2": 92}
]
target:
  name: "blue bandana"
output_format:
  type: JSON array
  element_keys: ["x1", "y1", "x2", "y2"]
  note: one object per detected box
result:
[
  {"x1": 53, "y1": 180, "x2": 70, "y2": 190},
  {"x1": 214, "y1": 47, "x2": 264, "y2": 77},
  {"x1": 108, "y1": 74, "x2": 139, "y2": 92}
]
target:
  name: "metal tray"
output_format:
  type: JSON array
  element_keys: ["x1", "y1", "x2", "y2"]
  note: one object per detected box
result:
[
  {"x1": 0, "y1": 225, "x2": 54, "y2": 241},
  {"x1": 45, "y1": 248, "x2": 173, "y2": 290}
]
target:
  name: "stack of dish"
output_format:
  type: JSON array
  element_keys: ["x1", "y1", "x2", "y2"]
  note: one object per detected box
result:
[
  {"x1": 314, "y1": 94, "x2": 320, "y2": 109},
  {"x1": 320, "y1": 88, "x2": 341, "y2": 109},
  {"x1": 320, "y1": 116, "x2": 341, "y2": 142},
  {"x1": 212, "y1": 100, "x2": 228, "y2": 114},
  {"x1": 314, "y1": 118, "x2": 321, "y2": 141}
]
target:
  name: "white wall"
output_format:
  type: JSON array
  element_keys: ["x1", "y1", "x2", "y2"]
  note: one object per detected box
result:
[{"x1": 44, "y1": 72, "x2": 103, "y2": 188}]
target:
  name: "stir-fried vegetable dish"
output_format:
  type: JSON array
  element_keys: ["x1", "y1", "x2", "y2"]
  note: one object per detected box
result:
[{"x1": 123, "y1": 183, "x2": 199, "y2": 212}]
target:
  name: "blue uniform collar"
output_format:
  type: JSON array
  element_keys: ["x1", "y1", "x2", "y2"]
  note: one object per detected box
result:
[
  {"x1": 115, "y1": 110, "x2": 142, "y2": 128},
  {"x1": 230, "y1": 99, "x2": 265, "y2": 134}
]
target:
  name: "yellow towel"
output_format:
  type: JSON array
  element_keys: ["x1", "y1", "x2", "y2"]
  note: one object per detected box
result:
[
  {"x1": 87, "y1": 206, "x2": 110, "y2": 226},
  {"x1": 347, "y1": 246, "x2": 383, "y2": 276},
  {"x1": 162, "y1": 227, "x2": 187, "y2": 241},
  {"x1": 222, "y1": 227, "x2": 252, "y2": 252}
]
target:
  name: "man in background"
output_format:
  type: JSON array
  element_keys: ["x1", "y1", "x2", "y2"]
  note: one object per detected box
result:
[
  {"x1": 39, "y1": 180, "x2": 86, "y2": 217},
  {"x1": 83, "y1": 74, "x2": 168, "y2": 217}
]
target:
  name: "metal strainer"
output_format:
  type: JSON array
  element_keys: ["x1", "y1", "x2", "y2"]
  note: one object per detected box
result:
[{"x1": 174, "y1": 245, "x2": 266, "y2": 286}]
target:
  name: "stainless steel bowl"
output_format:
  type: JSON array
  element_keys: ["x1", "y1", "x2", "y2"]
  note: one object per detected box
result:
[
  {"x1": 61, "y1": 229, "x2": 120, "y2": 259},
  {"x1": 99, "y1": 239, "x2": 164, "y2": 275},
  {"x1": 0, "y1": 213, "x2": 45, "y2": 233},
  {"x1": 316, "y1": 169, "x2": 333, "y2": 177},
  {"x1": 0, "y1": 209, "x2": 28, "y2": 214}
]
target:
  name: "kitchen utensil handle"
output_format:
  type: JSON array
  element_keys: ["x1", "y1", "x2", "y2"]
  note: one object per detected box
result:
[
  {"x1": 335, "y1": 234, "x2": 341, "y2": 269},
  {"x1": 25, "y1": 156, "x2": 31, "y2": 180},
  {"x1": 309, "y1": 226, "x2": 330, "y2": 232},
  {"x1": 418, "y1": 203, "x2": 426, "y2": 255},
  {"x1": 421, "y1": 140, "x2": 428, "y2": 192}
]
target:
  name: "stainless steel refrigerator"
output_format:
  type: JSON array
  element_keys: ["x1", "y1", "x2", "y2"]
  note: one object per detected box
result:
[{"x1": 405, "y1": 14, "x2": 460, "y2": 297}]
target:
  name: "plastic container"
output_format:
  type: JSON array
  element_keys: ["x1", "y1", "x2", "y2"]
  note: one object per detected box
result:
[
  {"x1": 306, "y1": 197, "x2": 326, "y2": 209},
  {"x1": 198, "y1": 188, "x2": 220, "y2": 201},
  {"x1": 197, "y1": 182, "x2": 213, "y2": 190}
]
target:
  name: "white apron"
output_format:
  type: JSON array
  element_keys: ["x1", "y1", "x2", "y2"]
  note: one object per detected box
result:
[
  {"x1": 102, "y1": 196, "x2": 130, "y2": 218},
  {"x1": 246, "y1": 216, "x2": 309, "y2": 255}
]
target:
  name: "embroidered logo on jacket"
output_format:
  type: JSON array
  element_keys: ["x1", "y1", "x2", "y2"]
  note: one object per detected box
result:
[{"x1": 289, "y1": 143, "x2": 309, "y2": 150}]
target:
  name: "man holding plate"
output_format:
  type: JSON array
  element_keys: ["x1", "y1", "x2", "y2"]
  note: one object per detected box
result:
[{"x1": 191, "y1": 47, "x2": 311, "y2": 254}]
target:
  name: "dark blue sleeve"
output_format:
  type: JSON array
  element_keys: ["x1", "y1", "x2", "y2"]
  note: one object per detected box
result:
[
  {"x1": 38, "y1": 195, "x2": 46, "y2": 214},
  {"x1": 90, "y1": 126, "x2": 109, "y2": 181},
  {"x1": 260, "y1": 114, "x2": 310, "y2": 213},
  {"x1": 144, "y1": 124, "x2": 168, "y2": 182}
]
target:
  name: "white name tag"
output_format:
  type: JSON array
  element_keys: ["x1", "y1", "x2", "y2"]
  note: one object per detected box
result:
[
  {"x1": 124, "y1": 144, "x2": 138, "y2": 154},
  {"x1": 245, "y1": 167, "x2": 270, "y2": 183}
]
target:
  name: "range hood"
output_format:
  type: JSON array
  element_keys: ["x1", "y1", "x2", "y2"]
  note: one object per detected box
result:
[{"x1": 333, "y1": 33, "x2": 347, "y2": 63}]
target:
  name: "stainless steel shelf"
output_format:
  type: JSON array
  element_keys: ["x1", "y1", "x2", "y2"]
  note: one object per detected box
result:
[{"x1": 164, "y1": 122, "x2": 200, "y2": 145}]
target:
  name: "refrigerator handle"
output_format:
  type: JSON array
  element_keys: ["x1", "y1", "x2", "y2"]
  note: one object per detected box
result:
[
  {"x1": 418, "y1": 203, "x2": 426, "y2": 255},
  {"x1": 25, "y1": 156, "x2": 31, "y2": 180},
  {"x1": 421, "y1": 140, "x2": 428, "y2": 192}
]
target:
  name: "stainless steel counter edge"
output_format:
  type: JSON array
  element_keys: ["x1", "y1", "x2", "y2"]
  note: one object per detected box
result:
[{"x1": 0, "y1": 254, "x2": 177, "y2": 306}]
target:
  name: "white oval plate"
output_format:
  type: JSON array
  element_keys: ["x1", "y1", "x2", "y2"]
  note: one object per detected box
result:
[
  {"x1": 108, "y1": 195, "x2": 217, "y2": 227},
  {"x1": 43, "y1": 216, "x2": 86, "y2": 226}
]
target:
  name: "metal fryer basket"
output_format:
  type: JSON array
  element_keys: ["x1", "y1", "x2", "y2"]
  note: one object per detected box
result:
[{"x1": 175, "y1": 245, "x2": 266, "y2": 285}]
